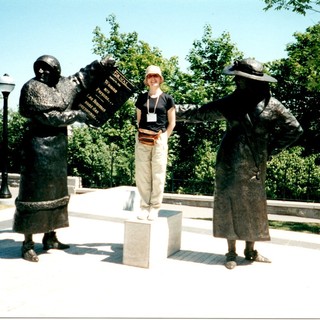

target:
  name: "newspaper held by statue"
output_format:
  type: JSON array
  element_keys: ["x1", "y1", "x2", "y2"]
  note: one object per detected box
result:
[{"x1": 77, "y1": 68, "x2": 135, "y2": 127}]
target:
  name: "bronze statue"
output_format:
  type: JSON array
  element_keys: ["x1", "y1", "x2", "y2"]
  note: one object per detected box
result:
[
  {"x1": 177, "y1": 58, "x2": 303, "y2": 269},
  {"x1": 13, "y1": 54, "x2": 115, "y2": 262}
]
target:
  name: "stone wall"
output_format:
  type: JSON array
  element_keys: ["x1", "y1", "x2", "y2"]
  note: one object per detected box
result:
[
  {"x1": 4, "y1": 174, "x2": 320, "y2": 220},
  {"x1": 1, "y1": 173, "x2": 82, "y2": 195},
  {"x1": 163, "y1": 193, "x2": 320, "y2": 220}
]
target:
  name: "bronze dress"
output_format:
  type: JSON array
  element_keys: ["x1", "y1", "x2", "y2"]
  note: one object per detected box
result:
[
  {"x1": 188, "y1": 91, "x2": 303, "y2": 241},
  {"x1": 13, "y1": 61, "x2": 105, "y2": 234}
]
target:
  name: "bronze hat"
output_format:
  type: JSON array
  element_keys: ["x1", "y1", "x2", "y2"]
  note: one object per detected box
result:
[{"x1": 223, "y1": 58, "x2": 277, "y2": 83}]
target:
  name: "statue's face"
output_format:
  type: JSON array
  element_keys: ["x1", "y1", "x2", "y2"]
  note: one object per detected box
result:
[
  {"x1": 234, "y1": 76, "x2": 268, "y2": 95},
  {"x1": 37, "y1": 66, "x2": 51, "y2": 84},
  {"x1": 35, "y1": 62, "x2": 59, "y2": 86},
  {"x1": 234, "y1": 76, "x2": 253, "y2": 91}
]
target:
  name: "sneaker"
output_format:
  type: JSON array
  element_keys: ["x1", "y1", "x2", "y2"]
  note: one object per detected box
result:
[
  {"x1": 148, "y1": 208, "x2": 159, "y2": 221},
  {"x1": 137, "y1": 208, "x2": 149, "y2": 220}
]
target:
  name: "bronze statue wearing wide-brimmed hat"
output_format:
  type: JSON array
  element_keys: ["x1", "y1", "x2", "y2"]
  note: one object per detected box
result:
[
  {"x1": 176, "y1": 57, "x2": 303, "y2": 269},
  {"x1": 223, "y1": 58, "x2": 277, "y2": 83}
]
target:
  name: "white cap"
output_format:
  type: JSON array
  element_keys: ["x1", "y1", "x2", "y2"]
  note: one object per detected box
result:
[{"x1": 144, "y1": 65, "x2": 164, "y2": 84}]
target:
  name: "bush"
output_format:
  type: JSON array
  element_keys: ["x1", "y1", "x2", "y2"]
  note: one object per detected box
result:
[{"x1": 266, "y1": 146, "x2": 320, "y2": 201}]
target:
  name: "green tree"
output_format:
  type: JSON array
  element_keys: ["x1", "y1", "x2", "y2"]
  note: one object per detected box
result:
[
  {"x1": 68, "y1": 125, "x2": 111, "y2": 187},
  {"x1": 169, "y1": 25, "x2": 242, "y2": 195},
  {"x1": 263, "y1": 0, "x2": 320, "y2": 14},
  {"x1": 266, "y1": 147, "x2": 320, "y2": 201},
  {"x1": 186, "y1": 25, "x2": 242, "y2": 102},
  {"x1": 5, "y1": 14, "x2": 319, "y2": 201},
  {"x1": 70, "y1": 14, "x2": 183, "y2": 188},
  {"x1": 0, "y1": 109, "x2": 27, "y2": 173},
  {"x1": 269, "y1": 23, "x2": 320, "y2": 154},
  {"x1": 92, "y1": 14, "x2": 181, "y2": 94},
  {"x1": 67, "y1": 98, "x2": 137, "y2": 188}
]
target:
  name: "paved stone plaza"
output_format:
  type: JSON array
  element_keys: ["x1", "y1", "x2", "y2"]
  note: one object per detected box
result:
[{"x1": 1, "y1": 188, "x2": 320, "y2": 319}]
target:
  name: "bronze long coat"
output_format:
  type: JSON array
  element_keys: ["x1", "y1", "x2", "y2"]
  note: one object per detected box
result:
[
  {"x1": 189, "y1": 91, "x2": 303, "y2": 241},
  {"x1": 13, "y1": 61, "x2": 105, "y2": 234}
]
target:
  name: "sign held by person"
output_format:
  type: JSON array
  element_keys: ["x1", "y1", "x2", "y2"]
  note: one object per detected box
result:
[{"x1": 77, "y1": 68, "x2": 135, "y2": 127}]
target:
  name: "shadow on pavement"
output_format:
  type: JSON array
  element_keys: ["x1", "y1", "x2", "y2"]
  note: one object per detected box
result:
[
  {"x1": 169, "y1": 249, "x2": 253, "y2": 267},
  {"x1": 0, "y1": 231, "x2": 124, "y2": 264},
  {"x1": 65, "y1": 242, "x2": 123, "y2": 264}
]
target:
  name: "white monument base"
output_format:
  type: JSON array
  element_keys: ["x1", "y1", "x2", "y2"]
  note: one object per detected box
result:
[{"x1": 123, "y1": 210, "x2": 182, "y2": 268}]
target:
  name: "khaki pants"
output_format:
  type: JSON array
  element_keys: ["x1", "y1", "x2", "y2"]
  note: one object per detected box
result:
[{"x1": 135, "y1": 132, "x2": 168, "y2": 211}]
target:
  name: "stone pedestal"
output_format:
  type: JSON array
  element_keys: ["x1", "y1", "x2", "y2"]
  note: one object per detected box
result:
[{"x1": 123, "y1": 210, "x2": 182, "y2": 268}]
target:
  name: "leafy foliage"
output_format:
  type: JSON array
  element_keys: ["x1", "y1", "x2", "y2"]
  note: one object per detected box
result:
[
  {"x1": 263, "y1": 0, "x2": 320, "y2": 14},
  {"x1": 269, "y1": 23, "x2": 320, "y2": 154},
  {"x1": 68, "y1": 99, "x2": 136, "y2": 188},
  {"x1": 2, "y1": 14, "x2": 320, "y2": 202},
  {"x1": 168, "y1": 24, "x2": 241, "y2": 195},
  {"x1": 266, "y1": 147, "x2": 320, "y2": 201},
  {"x1": 92, "y1": 14, "x2": 181, "y2": 94},
  {"x1": 186, "y1": 25, "x2": 242, "y2": 102},
  {"x1": 0, "y1": 109, "x2": 27, "y2": 173}
]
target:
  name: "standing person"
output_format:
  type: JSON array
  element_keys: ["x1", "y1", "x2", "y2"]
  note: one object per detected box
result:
[
  {"x1": 178, "y1": 58, "x2": 303, "y2": 269},
  {"x1": 13, "y1": 54, "x2": 115, "y2": 262},
  {"x1": 135, "y1": 65, "x2": 176, "y2": 220}
]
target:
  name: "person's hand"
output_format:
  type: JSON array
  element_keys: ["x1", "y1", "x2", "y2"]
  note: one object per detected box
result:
[
  {"x1": 76, "y1": 110, "x2": 87, "y2": 123},
  {"x1": 85, "y1": 117, "x2": 100, "y2": 128},
  {"x1": 100, "y1": 56, "x2": 117, "y2": 70},
  {"x1": 175, "y1": 104, "x2": 200, "y2": 122}
]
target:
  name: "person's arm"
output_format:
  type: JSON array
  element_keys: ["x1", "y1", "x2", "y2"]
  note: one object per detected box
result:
[
  {"x1": 72, "y1": 57, "x2": 116, "y2": 91},
  {"x1": 136, "y1": 108, "x2": 141, "y2": 128},
  {"x1": 166, "y1": 106, "x2": 176, "y2": 137},
  {"x1": 19, "y1": 80, "x2": 87, "y2": 126},
  {"x1": 34, "y1": 110, "x2": 87, "y2": 127},
  {"x1": 268, "y1": 100, "x2": 303, "y2": 156},
  {"x1": 176, "y1": 99, "x2": 226, "y2": 123}
]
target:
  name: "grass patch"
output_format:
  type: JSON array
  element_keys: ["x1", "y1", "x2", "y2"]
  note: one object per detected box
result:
[
  {"x1": 268, "y1": 220, "x2": 320, "y2": 235},
  {"x1": 193, "y1": 218, "x2": 320, "y2": 235}
]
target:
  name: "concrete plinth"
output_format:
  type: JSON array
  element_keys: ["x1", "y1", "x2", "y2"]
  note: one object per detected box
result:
[{"x1": 123, "y1": 210, "x2": 182, "y2": 268}]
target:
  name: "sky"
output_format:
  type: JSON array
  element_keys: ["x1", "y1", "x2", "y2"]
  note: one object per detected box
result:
[{"x1": 0, "y1": 0, "x2": 318, "y2": 109}]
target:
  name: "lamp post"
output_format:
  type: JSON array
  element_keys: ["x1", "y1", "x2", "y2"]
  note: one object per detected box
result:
[{"x1": 0, "y1": 74, "x2": 15, "y2": 198}]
